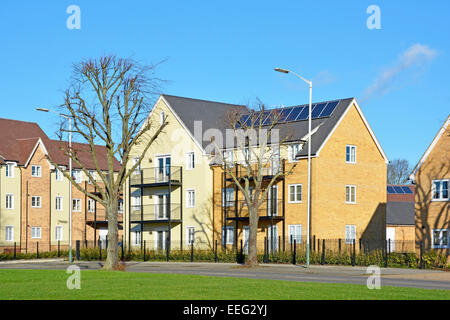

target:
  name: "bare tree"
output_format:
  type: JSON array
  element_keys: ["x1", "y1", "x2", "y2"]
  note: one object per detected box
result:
[
  {"x1": 214, "y1": 101, "x2": 298, "y2": 267},
  {"x1": 48, "y1": 56, "x2": 166, "y2": 270},
  {"x1": 388, "y1": 159, "x2": 411, "y2": 185}
]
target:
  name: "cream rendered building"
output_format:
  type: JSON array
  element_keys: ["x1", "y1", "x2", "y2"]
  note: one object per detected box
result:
[{"x1": 124, "y1": 95, "x2": 245, "y2": 250}]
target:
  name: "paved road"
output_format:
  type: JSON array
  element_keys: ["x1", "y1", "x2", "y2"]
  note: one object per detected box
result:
[{"x1": 1, "y1": 260, "x2": 449, "y2": 290}]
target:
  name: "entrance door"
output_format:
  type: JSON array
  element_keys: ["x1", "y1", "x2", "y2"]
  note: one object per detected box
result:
[
  {"x1": 155, "y1": 193, "x2": 169, "y2": 219},
  {"x1": 99, "y1": 228, "x2": 108, "y2": 248},
  {"x1": 386, "y1": 227, "x2": 396, "y2": 252},
  {"x1": 156, "y1": 156, "x2": 171, "y2": 182},
  {"x1": 267, "y1": 185, "x2": 278, "y2": 216},
  {"x1": 268, "y1": 225, "x2": 278, "y2": 253},
  {"x1": 243, "y1": 226, "x2": 249, "y2": 254},
  {"x1": 155, "y1": 230, "x2": 168, "y2": 250}
]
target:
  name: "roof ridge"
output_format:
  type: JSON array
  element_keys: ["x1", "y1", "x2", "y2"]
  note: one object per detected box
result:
[
  {"x1": 162, "y1": 94, "x2": 245, "y2": 107},
  {"x1": 0, "y1": 118, "x2": 40, "y2": 125}
]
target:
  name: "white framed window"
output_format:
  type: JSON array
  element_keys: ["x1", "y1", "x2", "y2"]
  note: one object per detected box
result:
[
  {"x1": 289, "y1": 225, "x2": 302, "y2": 243},
  {"x1": 88, "y1": 199, "x2": 96, "y2": 213},
  {"x1": 186, "y1": 189, "x2": 195, "y2": 208},
  {"x1": 132, "y1": 158, "x2": 141, "y2": 175},
  {"x1": 186, "y1": 152, "x2": 195, "y2": 170},
  {"x1": 132, "y1": 230, "x2": 141, "y2": 246},
  {"x1": 55, "y1": 168, "x2": 64, "y2": 181},
  {"x1": 73, "y1": 199, "x2": 81, "y2": 212},
  {"x1": 222, "y1": 226, "x2": 234, "y2": 245},
  {"x1": 55, "y1": 226, "x2": 63, "y2": 241},
  {"x1": 118, "y1": 199, "x2": 124, "y2": 213},
  {"x1": 5, "y1": 226, "x2": 14, "y2": 242},
  {"x1": 346, "y1": 145, "x2": 357, "y2": 164},
  {"x1": 31, "y1": 165, "x2": 41, "y2": 177},
  {"x1": 345, "y1": 185, "x2": 356, "y2": 204},
  {"x1": 5, "y1": 163, "x2": 15, "y2": 178},
  {"x1": 31, "y1": 227, "x2": 41, "y2": 239},
  {"x1": 223, "y1": 150, "x2": 234, "y2": 168},
  {"x1": 288, "y1": 184, "x2": 302, "y2": 203},
  {"x1": 160, "y1": 111, "x2": 166, "y2": 126},
  {"x1": 55, "y1": 196, "x2": 63, "y2": 211},
  {"x1": 288, "y1": 143, "x2": 301, "y2": 162},
  {"x1": 72, "y1": 170, "x2": 82, "y2": 183},
  {"x1": 186, "y1": 226, "x2": 195, "y2": 245},
  {"x1": 243, "y1": 147, "x2": 250, "y2": 163},
  {"x1": 432, "y1": 179, "x2": 449, "y2": 201},
  {"x1": 6, "y1": 194, "x2": 14, "y2": 210},
  {"x1": 88, "y1": 170, "x2": 96, "y2": 184},
  {"x1": 222, "y1": 188, "x2": 234, "y2": 207},
  {"x1": 432, "y1": 229, "x2": 449, "y2": 248},
  {"x1": 31, "y1": 196, "x2": 41, "y2": 208},
  {"x1": 345, "y1": 225, "x2": 356, "y2": 244}
]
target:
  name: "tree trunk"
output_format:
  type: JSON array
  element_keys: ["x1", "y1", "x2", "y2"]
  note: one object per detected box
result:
[
  {"x1": 246, "y1": 205, "x2": 259, "y2": 267},
  {"x1": 103, "y1": 198, "x2": 119, "y2": 270}
]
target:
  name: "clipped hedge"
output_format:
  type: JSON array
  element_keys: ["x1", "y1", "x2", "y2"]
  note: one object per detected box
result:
[{"x1": 1, "y1": 247, "x2": 448, "y2": 270}]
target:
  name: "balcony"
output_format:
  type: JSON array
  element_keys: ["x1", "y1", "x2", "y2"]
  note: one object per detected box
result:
[
  {"x1": 225, "y1": 164, "x2": 284, "y2": 183},
  {"x1": 130, "y1": 203, "x2": 181, "y2": 223},
  {"x1": 130, "y1": 166, "x2": 182, "y2": 187},
  {"x1": 224, "y1": 199, "x2": 284, "y2": 221},
  {"x1": 86, "y1": 211, "x2": 123, "y2": 225}
]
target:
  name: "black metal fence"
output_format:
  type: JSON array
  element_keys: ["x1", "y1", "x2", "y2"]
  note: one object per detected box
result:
[{"x1": 0, "y1": 237, "x2": 441, "y2": 269}]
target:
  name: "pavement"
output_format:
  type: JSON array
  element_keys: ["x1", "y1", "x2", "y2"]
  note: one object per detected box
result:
[{"x1": 0, "y1": 260, "x2": 449, "y2": 290}]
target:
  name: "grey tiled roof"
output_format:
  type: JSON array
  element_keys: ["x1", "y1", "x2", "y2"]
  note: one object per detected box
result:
[
  {"x1": 386, "y1": 202, "x2": 415, "y2": 225},
  {"x1": 161, "y1": 94, "x2": 355, "y2": 155}
]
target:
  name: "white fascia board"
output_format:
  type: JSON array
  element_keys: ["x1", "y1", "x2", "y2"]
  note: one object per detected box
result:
[
  {"x1": 315, "y1": 98, "x2": 389, "y2": 164},
  {"x1": 409, "y1": 115, "x2": 450, "y2": 182}
]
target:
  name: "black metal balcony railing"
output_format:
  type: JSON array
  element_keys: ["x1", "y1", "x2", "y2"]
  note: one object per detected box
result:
[
  {"x1": 130, "y1": 203, "x2": 181, "y2": 222},
  {"x1": 86, "y1": 212, "x2": 123, "y2": 223},
  {"x1": 130, "y1": 166, "x2": 182, "y2": 186},
  {"x1": 224, "y1": 199, "x2": 284, "y2": 220},
  {"x1": 225, "y1": 164, "x2": 284, "y2": 182}
]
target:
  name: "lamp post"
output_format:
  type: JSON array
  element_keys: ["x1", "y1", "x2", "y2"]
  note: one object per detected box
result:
[
  {"x1": 274, "y1": 67, "x2": 312, "y2": 268},
  {"x1": 36, "y1": 108, "x2": 73, "y2": 263}
]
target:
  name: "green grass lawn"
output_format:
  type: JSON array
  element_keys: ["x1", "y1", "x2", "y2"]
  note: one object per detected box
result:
[{"x1": 0, "y1": 269, "x2": 449, "y2": 300}]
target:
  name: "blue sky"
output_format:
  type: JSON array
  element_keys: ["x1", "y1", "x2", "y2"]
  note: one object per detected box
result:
[{"x1": 0, "y1": 1, "x2": 448, "y2": 167}]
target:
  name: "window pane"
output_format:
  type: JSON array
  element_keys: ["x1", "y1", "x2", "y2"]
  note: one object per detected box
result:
[
  {"x1": 289, "y1": 186, "x2": 295, "y2": 202},
  {"x1": 442, "y1": 230, "x2": 449, "y2": 246},
  {"x1": 443, "y1": 181, "x2": 449, "y2": 199},
  {"x1": 433, "y1": 230, "x2": 441, "y2": 246},
  {"x1": 433, "y1": 181, "x2": 441, "y2": 199}
]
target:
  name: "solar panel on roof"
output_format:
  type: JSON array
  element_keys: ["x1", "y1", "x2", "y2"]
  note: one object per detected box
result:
[
  {"x1": 387, "y1": 186, "x2": 396, "y2": 194},
  {"x1": 311, "y1": 103, "x2": 327, "y2": 118},
  {"x1": 295, "y1": 105, "x2": 310, "y2": 120},
  {"x1": 262, "y1": 111, "x2": 274, "y2": 126},
  {"x1": 286, "y1": 106, "x2": 304, "y2": 121},
  {"x1": 277, "y1": 107, "x2": 294, "y2": 123},
  {"x1": 319, "y1": 101, "x2": 339, "y2": 117},
  {"x1": 393, "y1": 186, "x2": 404, "y2": 194},
  {"x1": 401, "y1": 186, "x2": 413, "y2": 194}
]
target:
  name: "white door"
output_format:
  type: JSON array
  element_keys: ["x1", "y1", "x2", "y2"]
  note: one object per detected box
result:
[
  {"x1": 268, "y1": 225, "x2": 278, "y2": 253},
  {"x1": 155, "y1": 193, "x2": 168, "y2": 219},
  {"x1": 155, "y1": 230, "x2": 168, "y2": 250},
  {"x1": 386, "y1": 227, "x2": 396, "y2": 252},
  {"x1": 267, "y1": 185, "x2": 278, "y2": 216},
  {"x1": 99, "y1": 228, "x2": 108, "y2": 248},
  {"x1": 156, "y1": 156, "x2": 171, "y2": 182},
  {"x1": 243, "y1": 226, "x2": 249, "y2": 254}
]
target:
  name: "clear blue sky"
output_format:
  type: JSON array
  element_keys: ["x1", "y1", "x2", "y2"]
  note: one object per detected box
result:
[{"x1": 0, "y1": 1, "x2": 448, "y2": 167}]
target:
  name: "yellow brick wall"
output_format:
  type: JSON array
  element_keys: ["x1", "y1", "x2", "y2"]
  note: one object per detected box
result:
[{"x1": 414, "y1": 123, "x2": 450, "y2": 251}]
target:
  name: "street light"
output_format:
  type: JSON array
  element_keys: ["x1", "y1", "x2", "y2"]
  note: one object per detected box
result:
[
  {"x1": 36, "y1": 107, "x2": 73, "y2": 263},
  {"x1": 274, "y1": 67, "x2": 312, "y2": 268}
]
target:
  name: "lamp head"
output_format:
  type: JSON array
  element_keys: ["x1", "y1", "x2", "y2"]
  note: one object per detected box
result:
[{"x1": 274, "y1": 67, "x2": 289, "y2": 74}]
